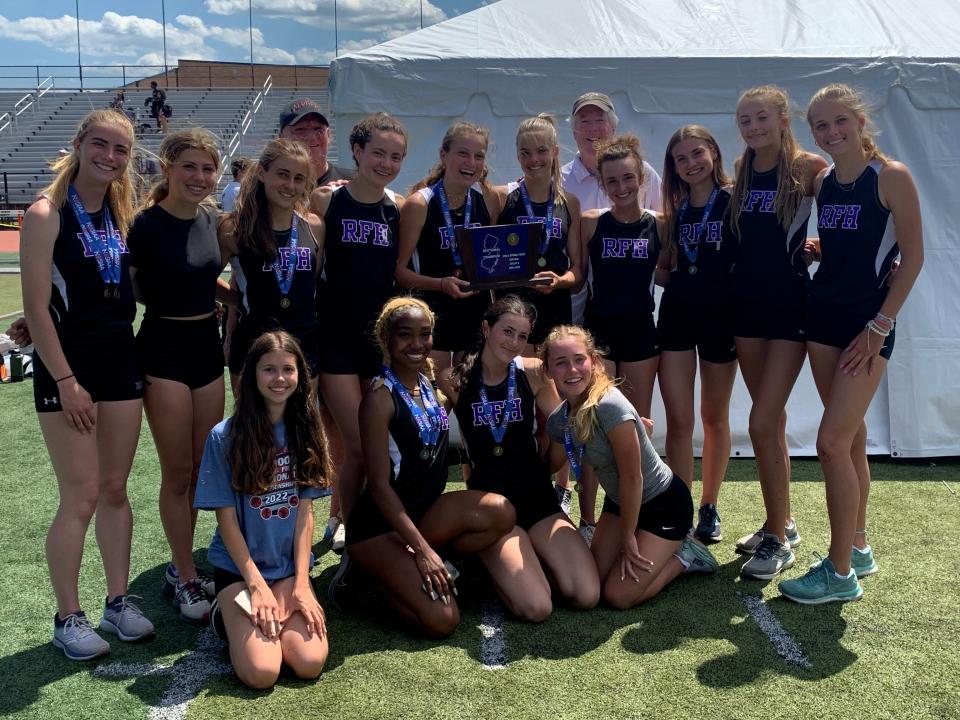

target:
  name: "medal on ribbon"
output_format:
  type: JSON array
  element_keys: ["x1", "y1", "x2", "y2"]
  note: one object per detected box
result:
[
  {"x1": 478, "y1": 360, "x2": 516, "y2": 457},
  {"x1": 518, "y1": 180, "x2": 555, "y2": 269},
  {"x1": 68, "y1": 186, "x2": 122, "y2": 299},
  {"x1": 381, "y1": 366, "x2": 446, "y2": 461},
  {"x1": 272, "y1": 214, "x2": 299, "y2": 309},
  {"x1": 434, "y1": 181, "x2": 472, "y2": 274},
  {"x1": 678, "y1": 185, "x2": 719, "y2": 277}
]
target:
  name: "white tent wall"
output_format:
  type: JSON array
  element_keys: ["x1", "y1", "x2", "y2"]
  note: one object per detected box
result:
[{"x1": 329, "y1": 0, "x2": 960, "y2": 457}]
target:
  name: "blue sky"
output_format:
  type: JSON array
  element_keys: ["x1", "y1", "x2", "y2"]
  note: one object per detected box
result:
[{"x1": 0, "y1": 0, "x2": 493, "y2": 85}]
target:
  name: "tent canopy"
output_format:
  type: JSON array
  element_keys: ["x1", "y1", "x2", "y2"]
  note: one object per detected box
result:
[{"x1": 329, "y1": 0, "x2": 960, "y2": 457}]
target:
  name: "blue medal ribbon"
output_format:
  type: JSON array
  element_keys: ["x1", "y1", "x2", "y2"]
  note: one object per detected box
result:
[
  {"x1": 67, "y1": 185, "x2": 122, "y2": 291},
  {"x1": 561, "y1": 403, "x2": 585, "y2": 481},
  {"x1": 272, "y1": 214, "x2": 299, "y2": 301},
  {"x1": 477, "y1": 360, "x2": 517, "y2": 452},
  {"x1": 434, "y1": 181, "x2": 472, "y2": 269},
  {"x1": 677, "y1": 185, "x2": 719, "y2": 270},
  {"x1": 381, "y1": 366, "x2": 446, "y2": 459},
  {"x1": 518, "y1": 180, "x2": 555, "y2": 261}
]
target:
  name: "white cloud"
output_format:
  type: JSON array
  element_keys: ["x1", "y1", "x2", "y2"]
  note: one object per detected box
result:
[{"x1": 205, "y1": 0, "x2": 446, "y2": 33}]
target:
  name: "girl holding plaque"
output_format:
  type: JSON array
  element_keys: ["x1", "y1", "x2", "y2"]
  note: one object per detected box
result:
[
  {"x1": 21, "y1": 110, "x2": 154, "y2": 659},
  {"x1": 447, "y1": 296, "x2": 599, "y2": 620},
  {"x1": 495, "y1": 115, "x2": 583, "y2": 348},
  {"x1": 655, "y1": 126, "x2": 738, "y2": 546},
  {"x1": 729, "y1": 86, "x2": 826, "y2": 581},
  {"x1": 222, "y1": 139, "x2": 323, "y2": 396},
  {"x1": 542, "y1": 326, "x2": 718, "y2": 609},
  {"x1": 339, "y1": 297, "x2": 515, "y2": 638},
  {"x1": 309, "y1": 112, "x2": 407, "y2": 536},
  {"x1": 581, "y1": 135, "x2": 663, "y2": 419},
  {"x1": 128, "y1": 129, "x2": 232, "y2": 622},
  {"x1": 397, "y1": 123, "x2": 502, "y2": 373}
]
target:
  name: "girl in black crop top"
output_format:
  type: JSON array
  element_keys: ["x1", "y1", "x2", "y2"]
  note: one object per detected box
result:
[
  {"x1": 446, "y1": 296, "x2": 599, "y2": 620},
  {"x1": 127, "y1": 129, "x2": 238, "y2": 621},
  {"x1": 344, "y1": 297, "x2": 514, "y2": 638},
  {"x1": 19, "y1": 109, "x2": 155, "y2": 657},
  {"x1": 308, "y1": 113, "x2": 406, "y2": 546}
]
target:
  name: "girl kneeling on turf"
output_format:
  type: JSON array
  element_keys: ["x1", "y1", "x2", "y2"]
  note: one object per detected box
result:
[
  {"x1": 195, "y1": 331, "x2": 331, "y2": 689},
  {"x1": 542, "y1": 326, "x2": 718, "y2": 609},
  {"x1": 341, "y1": 297, "x2": 515, "y2": 638}
]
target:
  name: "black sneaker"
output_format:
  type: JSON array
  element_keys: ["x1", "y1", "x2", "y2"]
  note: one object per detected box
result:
[{"x1": 694, "y1": 503, "x2": 722, "y2": 543}]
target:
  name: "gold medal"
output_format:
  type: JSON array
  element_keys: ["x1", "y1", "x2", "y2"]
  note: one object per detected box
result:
[
  {"x1": 493, "y1": 445, "x2": 504, "y2": 457},
  {"x1": 280, "y1": 297, "x2": 291, "y2": 309}
]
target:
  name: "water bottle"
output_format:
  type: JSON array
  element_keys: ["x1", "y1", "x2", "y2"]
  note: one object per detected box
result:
[{"x1": 9, "y1": 350, "x2": 24, "y2": 382}]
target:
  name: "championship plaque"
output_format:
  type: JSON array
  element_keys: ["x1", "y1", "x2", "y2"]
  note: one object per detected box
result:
[{"x1": 455, "y1": 223, "x2": 552, "y2": 291}]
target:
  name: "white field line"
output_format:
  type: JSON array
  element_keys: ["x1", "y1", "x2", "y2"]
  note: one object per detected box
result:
[
  {"x1": 479, "y1": 597, "x2": 507, "y2": 670},
  {"x1": 94, "y1": 628, "x2": 232, "y2": 720},
  {"x1": 738, "y1": 592, "x2": 811, "y2": 668}
]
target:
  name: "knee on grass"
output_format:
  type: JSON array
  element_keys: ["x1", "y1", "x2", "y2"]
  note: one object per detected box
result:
[
  {"x1": 235, "y1": 658, "x2": 281, "y2": 691},
  {"x1": 417, "y1": 603, "x2": 460, "y2": 639}
]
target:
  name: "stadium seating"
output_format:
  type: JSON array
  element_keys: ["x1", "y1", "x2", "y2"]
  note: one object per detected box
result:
[{"x1": 0, "y1": 87, "x2": 333, "y2": 207}]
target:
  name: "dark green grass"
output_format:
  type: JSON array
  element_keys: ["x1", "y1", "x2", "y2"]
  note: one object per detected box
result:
[
  {"x1": 0, "y1": 274, "x2": 22, "y2": 318},
  {"x1": 1, "y1": 376, "x2": 958, "y2": 719}
]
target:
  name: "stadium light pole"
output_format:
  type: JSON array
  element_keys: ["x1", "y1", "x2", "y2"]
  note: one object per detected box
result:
[
  {"x1": 420, "y1": 0, "x2": 423, "y2": 29},
  {"x1": 249, "y1": 0, "x2": 255, "y2": 85},
  {"x1": 162, "y1": 0, "x2": 169, "y2": 84},
  {"x1": 75, "y1": 0, "x2": 83, "y2": 88}
]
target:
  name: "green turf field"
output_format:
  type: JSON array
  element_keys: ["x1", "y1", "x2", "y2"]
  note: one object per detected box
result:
[
  {"x1": 0, "y1": 275, "x2": 22, "y2": 318},
  {"x1": 1, "y1": 376, "x2": 958, "y2": 720}
]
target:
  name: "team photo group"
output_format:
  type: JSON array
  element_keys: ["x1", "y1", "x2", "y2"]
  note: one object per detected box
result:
[{"x1": 13, "y1": 77, "x2": 923, "y2": 689}]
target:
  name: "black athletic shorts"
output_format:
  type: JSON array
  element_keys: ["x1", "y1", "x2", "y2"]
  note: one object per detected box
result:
[
  {"x1": 733, "y1": 293, "x2": 806, "y2": 343},
  {"x1": 213, "y1": 567, "x2": 293, "y2": 596},
  {"x1": 496, "y1": 287, "x2": 572, "y2": 346},
  {"x1": 600, "y1": 474, "x2": 692, "y2": 541},
  {"x1": 137, "y1": 314, "x2": 224, "y2": 390},
  {"x1": 806, "y1": 298, "x2": 895, "y2": 360},
  {"x1": 229, "y1": 321, "x2": 321, "y2": 378},
  {"x1": 316, "y1": 316, "x2": 382, "y2": 379},
  {"x1": 585, "y1": 312, "x2": 660, "y2": 363},
  {"x1": 346, "y1": 491, "x2": 440, "y2": 546},
  {"x1": 657, "y1": 293, "x2": 737, "y2": 363},
  {"x1": 427, "y1": 291, "x2": 490, "y2": 353},
  {"x1": 33, "y1": 330, "x2": 144, "y2": 413},
  {"x1": 467, "y1": 471, "x2": 561, "y2": 531}
]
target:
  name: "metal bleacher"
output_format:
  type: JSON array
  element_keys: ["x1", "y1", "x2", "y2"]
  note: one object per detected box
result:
[{"x1": 0, "y1": 84, "x2": 332, "y2": 207}]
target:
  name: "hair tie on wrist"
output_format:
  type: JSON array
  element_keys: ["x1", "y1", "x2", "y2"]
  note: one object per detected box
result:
[{"x1": 55, "y1": 373, "x2": 75, "y2": 384}]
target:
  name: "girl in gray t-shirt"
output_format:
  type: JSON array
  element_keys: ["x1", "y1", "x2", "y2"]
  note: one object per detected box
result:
[{"x1": 543, "y1": 325, "x2": 718, "y2": 609}]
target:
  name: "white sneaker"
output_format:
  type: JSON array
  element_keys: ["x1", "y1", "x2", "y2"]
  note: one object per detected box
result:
[
  {"x1": 174, "y1": 580, "x2": 211, "y2": 622},
  {"x1": 578, "y1": 522, "x2": 595, "y2": 548},
  {"x1": 332, "y1": 520, "x2": 347, "y2": 552}
]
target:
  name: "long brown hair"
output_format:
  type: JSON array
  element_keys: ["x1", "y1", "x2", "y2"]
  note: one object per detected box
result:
[
  {"x1": 232, "y1": 139, "x2": 314, "y2": 264},
  {"x1": 806, "y1": 83, "x2": 890, "y2": 164},
  {"x1": 660, "y1": 125, "x2": 732, "y2": 251},
  {"x1": 147, "y1": 128, "x2": 221, "y2": 206},
  {"x1": 540, "y1": 325, "x2": 618, "y2": 445},
  {"x1": 230, "y1": 331, "x2": 331, "y2": 495},
  {"x1": 452, "y1": 295, "x2": 537, "y2": 393},
  {"x1": 41, "y1": 109, "x2": 138, "y2": 236},
  {"x1": 410, "y1": 121, "x2": 491, "y2": 193},
  {"x1": 730, "y1": 85, "x2": 805, "y2": 237}
]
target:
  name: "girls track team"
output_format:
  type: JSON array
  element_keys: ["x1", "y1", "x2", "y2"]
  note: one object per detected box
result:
[{"x1": 15, "y1": 81, "x2": 923, "y2": 688}]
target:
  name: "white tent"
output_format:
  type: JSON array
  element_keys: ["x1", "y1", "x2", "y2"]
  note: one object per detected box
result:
[{"x1": 329, "y1": 0, "x2": 960, "y2": 457}]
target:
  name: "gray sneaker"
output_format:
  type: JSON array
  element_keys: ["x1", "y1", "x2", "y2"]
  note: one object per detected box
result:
[
  {"x1": 53, "y1": 611, "x2": 110, "y2": 661},
  {"x1": 100, "y1": 595, "x2": 155, "y2": 642},
  {"x1": 736, "y1": 518, "x2": 801, "y2": 554},
  {"x1": 676, "y1": 536, "x2": 719, "y2": 574},
  {"x1": 740, "y1": 533, "x2": 796, "y2": 580},
  {"x1": 578, "y1": 522, "x2": 595, "y2": 547},
  {"x1": 555, "y1": 484, "x2": 573, "y2": 516}
]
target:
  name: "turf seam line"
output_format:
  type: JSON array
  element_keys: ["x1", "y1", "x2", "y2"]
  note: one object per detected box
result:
[
  {"x1": 93, "y1": 628, "x2": 232, "y2": 719},
  {"x1": 479, "y1": 597, "x2": 507, "y2": 670},
  {"x1": 738, "y1": 591, "x2": 811, "y2": 668}
]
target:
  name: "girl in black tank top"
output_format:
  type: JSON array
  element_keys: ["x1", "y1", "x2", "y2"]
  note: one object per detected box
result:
[
  {"x1": 447, "y1": 296, "x2": 599, "y2": 620},
  {"x1": 397, "y1": 122, "x2": 502, "y2": 364},
  {"x1": 656, "y1": 125, "x2": 739, "y2": 547},
  {"x1": 224, "y1": 139, "x2": 324, "y2": 395},
  {"x1": 581, "y1": 134, "x2": 664, "y2": 421},
  {"x1": 494, "y1": 115, "x2": 583, "y2": 347},
  {"x1": 308, "y1": 113, "x2": 408, "y2": 554},
  {"x1": 20, "y1": 109, "x2": 156, "y2": 655},
  {"x1": 343, "y1": 297, "x2": 514, "y2": 638}
]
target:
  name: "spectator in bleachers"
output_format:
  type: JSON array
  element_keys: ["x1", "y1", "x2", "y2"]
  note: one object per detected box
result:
[
  {"x1": 279, "y1": 99, "x2": 354, "y2": 187},
  {"x1": 146, "y1": 82, "x2": 168, "y2": 132},
  {"x1": 109, "y1": 91, "x2": 125, "y2": 111},
  {"x1": 221, "y1": 157, "x2": 249, "y2": 212}
]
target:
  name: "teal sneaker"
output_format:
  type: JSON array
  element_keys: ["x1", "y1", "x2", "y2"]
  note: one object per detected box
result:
[
  {"x1": 779, "y1": 556, "x2": 863, "y2": 604},
  {"x1": 810, "y1": 545, "x2": 879, "y2": 579},
  {"x1": 677, "y1": 536, "x2": 719, "y2": 574}
]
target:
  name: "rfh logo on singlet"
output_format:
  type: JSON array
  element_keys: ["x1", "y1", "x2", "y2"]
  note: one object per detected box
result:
[
  {"x1": 342, "y1": 219, "x2": 390, "y2": 246},
  {"x1": 601, "y1": 237, "x2": 649, "y2": 259},
  {"x1": 471, "y1": 399, "x2": 523, "y2": 427},
  {"x1": 76, "y1": 231, "x2": 129, "y2": 257},
  {"x1": 260, "y1": 247, "x2": 313, "y2": 272},
  {"x1": 818, "y1": 205, "x2": 862, "y2": 230},
  {"x1": 679, "y1": 221, "x2": 724, "y2": 252},
  {"x1": 439, "y1": 223, "x2": 480, "y2": 249},
  {"x1": 247, "y1": 447, "x2": 299, "y2": 520},
  {"x1": 517, "y1": 216, "x2": 563, "y2": 239},
  {"x1": 741, "y1": 190, "x2": 776, "y2": 213}
]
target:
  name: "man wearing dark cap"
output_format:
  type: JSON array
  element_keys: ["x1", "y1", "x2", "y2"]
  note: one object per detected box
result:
[{"x1": 279, "y1": 98, "x2": 354, "y2": 186}]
